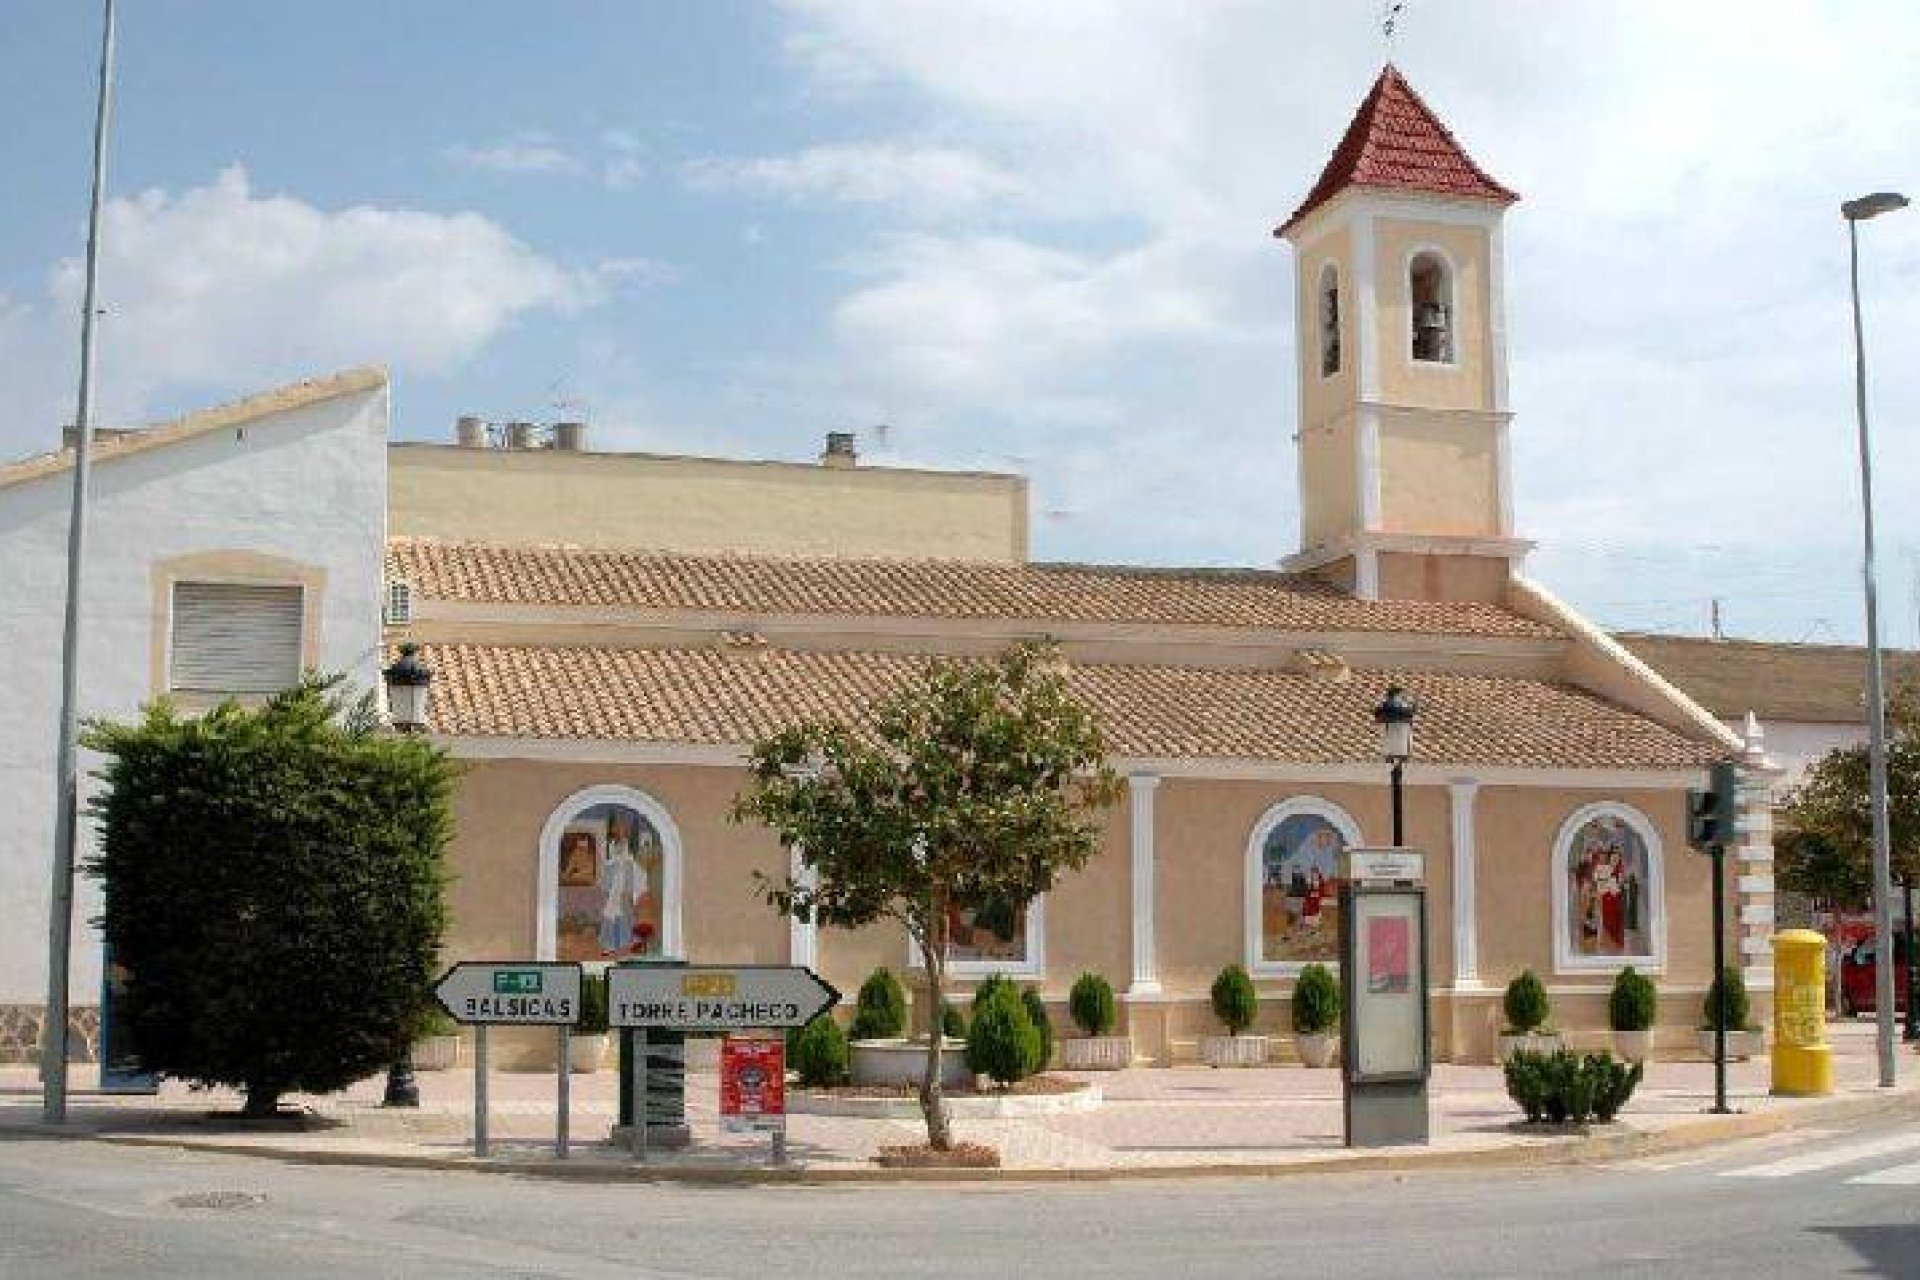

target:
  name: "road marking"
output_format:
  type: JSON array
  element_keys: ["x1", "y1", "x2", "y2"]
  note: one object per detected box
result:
[
  {"x1": 1721, "y1": 1130, "x2": 1920, "y2": 1179},
  {"x1": 1849, "y1": 1159, "x2": 1920, "y2": 1186}
]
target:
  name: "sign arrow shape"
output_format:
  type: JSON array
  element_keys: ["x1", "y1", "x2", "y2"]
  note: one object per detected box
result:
[
  {"x1": 434, "y1": 961, "x2": 583, "y2": 1026},
  {"x1": 608, "y1": 965, "x2": 840, "y2": 1030}
]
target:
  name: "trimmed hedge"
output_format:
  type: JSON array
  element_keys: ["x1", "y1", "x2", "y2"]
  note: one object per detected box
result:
[
  {"x1": 1292, "y1": 963, "x2": 1340, "y2": 1036},
  {"x1": 966, "y1": 980, "x2": 1041, "y2": 1086},
  {"x1": 791, "y1": 1015, "x2": 850, "y2": 1087},
  {"x1": 1504, "y1": 1049, "x2": 1642, "y2": 1125},
  {"x1": 1503, "y1": 970, "x2": 1551, "y2": 1034},
  {"x1": 1608, "y1": 967, "x2": 1657, "y2": 1033},
  {"x1": 1022, "y1": 987, "x2": 1054, "y2": 1070},
  {"x1": 849, "y1": 966, "x2": 908, "y2": 1041},
  {"x1": 1211, "y1": 964, "x2": 1259, "y2": 1036},
  {"x1": 1068, "y1": 971, "x2": 1117, "y2": 1037},
  {"x1": 1702, "y1": 966, "x2": 1753, "y2": 1032}
]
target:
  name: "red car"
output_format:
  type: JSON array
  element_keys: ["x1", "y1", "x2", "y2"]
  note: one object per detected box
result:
[{"x1": 1839, "y1": 932, "x2": 1912, "y2": 1016}]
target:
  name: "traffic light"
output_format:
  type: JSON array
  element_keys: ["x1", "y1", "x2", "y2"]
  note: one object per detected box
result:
[{"x1": 1686, "y1": 760, "x2": 1740, "y2": 853}]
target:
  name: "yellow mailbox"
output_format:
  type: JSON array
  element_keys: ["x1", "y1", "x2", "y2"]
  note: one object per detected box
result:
[{"x1": 1772, "y1": 929, "x2": 1833, "y2": 1096}]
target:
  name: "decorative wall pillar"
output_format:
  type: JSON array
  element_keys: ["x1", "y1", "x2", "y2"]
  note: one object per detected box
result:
[
  {"x1": 1737, "y1": 713, "x2": 1781, "y2": 992},
  {"x1": 788, "y1": 846, "x2": 818, "y2": 971},
  {"x1": 1127, "y1": 774, "x2": 1162, "y2": 997},
  {"x1": 1447, "y1": 778, "x2": 1482, "y2": 988}
]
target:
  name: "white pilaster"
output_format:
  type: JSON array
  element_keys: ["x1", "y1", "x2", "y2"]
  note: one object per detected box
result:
[
  {"x1": 788, "y1": 846, "x2": 818, "y2": 971},
  {"x1": 1448, "y1": 778, "x2": 1481, "y2": 987},
  {"x1": 1353, "y1": 214, "x2": 1380, "y2": 401},
  {"x1": 1127, "y1": 774, "x2": 1162, "y2": 996}
]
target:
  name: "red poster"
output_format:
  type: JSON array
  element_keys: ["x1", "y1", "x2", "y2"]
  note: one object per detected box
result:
[
  {"x1": 720, "y1": 1038, "x2": 785, "y2": 1131},
  {"x1": 1368, "y1": 914, "x2": 1411, "y2": 993}
]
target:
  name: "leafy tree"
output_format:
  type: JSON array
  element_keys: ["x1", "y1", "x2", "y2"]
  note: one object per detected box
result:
[
  {"x1": 83, "y1": 676, "x2": 454, "y2": 1117},
  {"x1": 1778, "y1": 686, "x2": 1920, "y2": 906},
  {"x1": 732, "y1": 642, "x2": 1121, "y2": 1150}
]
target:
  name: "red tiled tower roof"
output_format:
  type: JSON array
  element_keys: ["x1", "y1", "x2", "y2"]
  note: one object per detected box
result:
[{"x1": 1276, "y1": 65, "x2": 1517, "y2": 237}]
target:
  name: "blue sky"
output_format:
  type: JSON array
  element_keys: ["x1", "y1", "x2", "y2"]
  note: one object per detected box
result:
[{"x1": 5, "y1": 1, "x2": 1918, "y2": 646}]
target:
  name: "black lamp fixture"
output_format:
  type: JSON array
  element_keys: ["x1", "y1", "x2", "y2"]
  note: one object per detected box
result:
[
  {"x1": 379, "y1": 643, "x2": 434, "y2": 1108},
  {"x1": 1373, "y1": 685, "x2": 1418, "y2": 847}
]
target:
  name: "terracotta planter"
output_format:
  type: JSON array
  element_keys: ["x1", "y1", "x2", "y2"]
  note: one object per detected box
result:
[
  {"x1": 1294, "y1": 1031, "x2": 1338, "y2": 1068},
  {"x1": 568, "y1": 1033, "x2": 608, "y2": 1073},
  {"x1": 1060, "y1": 1036, "x2": 1133, "y2": 1071},
  {"x1": 412, "y1": 1034, "x2": 460, "y2": 1072},
  {"x1": 1697, "y1": 1028, "x2": 1764, "y2": 1061},
  {"x1": 1200, "y1": 1034, "x2": 1270, "y2": 1067},
  {"x1": 1611, "y1": 1028, "x2": 1652, "y2": 1063},
  {"x1": 1498, "y1": 1031, "x2": 1566, "y2": 1061}
]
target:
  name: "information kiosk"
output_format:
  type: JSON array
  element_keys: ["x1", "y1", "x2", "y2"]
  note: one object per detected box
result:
[{"x1": 1339, "y1": 849, "x2": 1430, "y2": 1147}]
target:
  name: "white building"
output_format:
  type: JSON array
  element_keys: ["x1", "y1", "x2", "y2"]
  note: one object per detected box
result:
[{"x1": 0, "y1": 368, "x2": 389, "y2": 1060}]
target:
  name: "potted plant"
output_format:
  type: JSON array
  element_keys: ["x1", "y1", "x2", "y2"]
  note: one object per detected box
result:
[
  {"x1": 1608, "y1": 966, "x2": 1657, "y2": 1062},
  {"x1": 571, "y1": 972, "x2": 609, "y2": 1072},
  {"x1": 1291, "y1": 963, "x2": 1340, "y2": 1067},
  {"x1": 412, "y1": 1008, "x2": 462, "y2": 1071},
  {"x1": 1060, "y1": 971, "x2": 1131, "y2": 1069},
  {"x1": 1201, "y1": 964, "x2": 1268, "y2": 1067},
  {"x1": 1698, "y1": 966, "x2": 1763, "y2": 1060},
  {"x1": 1498, "y1": 970, "x2": 1563, "y2": 1060}
]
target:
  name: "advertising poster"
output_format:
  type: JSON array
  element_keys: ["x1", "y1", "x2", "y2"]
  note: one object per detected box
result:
[
  {"x1": 1367, "y1": 915, "x2": 1411, "y2": 994},
  {"x1": 720, "y1": 1037, "x2": 786, "y2": 1134},
  {"x1": 1352, "y1": 892, "x2": 1424, "y2": 1079}
]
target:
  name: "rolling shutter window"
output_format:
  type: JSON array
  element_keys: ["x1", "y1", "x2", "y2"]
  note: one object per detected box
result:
[{"x1": 168, "y1": 582, "x2": 304, "y2": 694}]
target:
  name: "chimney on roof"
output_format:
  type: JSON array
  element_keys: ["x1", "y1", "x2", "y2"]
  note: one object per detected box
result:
[
  {"x1": 821, "y1": 431, "x2": 858, "y2": 469},
  {"x1": 552, "y1": 420, "x2": 588, "y2": 452},
  {"x1": 455, "y1": 415, "x2": 486, "y2": 448},
  {"x1": 506, "y1": 420, "x2": 537, "y2": 450}
]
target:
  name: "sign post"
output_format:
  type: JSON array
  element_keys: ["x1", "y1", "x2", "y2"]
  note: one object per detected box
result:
[
  {"x1": 1339, "y1": 849, "x2": 1430, "y2": 1148},
  {"x1": 433, "y1": 961, "x2": 583, "y2": 1159}
]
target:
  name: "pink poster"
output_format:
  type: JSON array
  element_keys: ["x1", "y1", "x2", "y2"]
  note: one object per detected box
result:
[{"x1": 1368, "y1": 915, "x2": 1411, "y2": 993}]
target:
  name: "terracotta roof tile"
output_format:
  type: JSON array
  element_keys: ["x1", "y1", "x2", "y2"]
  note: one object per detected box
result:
[
  {"x1": 1278, "y1": 65, "x2": 1518, "y2": 236},
  {"x1": 1616, "y1": 632, "x2": 1920, "y2": 724},
  {"x1": 387, "y1": 539, "x2": 1559, "y2": 641},
  {"x1": 422, "y1": 642, "x2": 1716, "y2": 771}
]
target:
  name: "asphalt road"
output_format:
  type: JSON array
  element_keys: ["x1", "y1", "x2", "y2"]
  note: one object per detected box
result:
[{"x1": 3, "y1": 1125, "x2": 1919, "y2": 1279}]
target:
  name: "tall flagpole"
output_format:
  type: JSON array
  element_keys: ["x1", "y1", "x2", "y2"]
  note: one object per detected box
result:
[{"x1": 44, "y1": 0, "x2": 117, "y2": 1125}]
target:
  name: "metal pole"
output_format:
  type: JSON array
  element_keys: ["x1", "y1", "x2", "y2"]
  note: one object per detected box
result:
[
  {"x1": 556, "y1": 1025, "x2": 570, "y2": 1159},
  {"x1": 633, "y1": 1027, "x2": 650, "y2": 1163},
  {"x1": 1390, "y1": 760, "x2": 1405, "y2": 847},
  {"x1": 1904, "y1": 881, "x2": 1918, "y2": 1042},
  {"x1": 1711, "y1": 842, "x2": 1729, "y2": 1113},
  {"x1": 42, "y1": 0, "x2": 117, "y2": 1128},
  {"x1": 474, "y1": 1025, "x2": 490, "y2": 1157},
  {"x1": 1849, "y1": 215, "x2": 1899, "y2": 1088}
]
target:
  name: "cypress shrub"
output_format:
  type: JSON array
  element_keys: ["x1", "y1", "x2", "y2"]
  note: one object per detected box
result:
[
  {"x1": 1608, "y1": 967, "x2": 1657, "y2": 1033},
  {"x1": 972, "y1": 973, "x2": 1018, "y2": 1012},
  {"x1": 966, "y1": 980, "x2": 1040, "y2": 1086},
  {"x1": 1210, "y1": 964, "x2": 1259, "y2": 1036},
  {"x1": 791, "y1": 1015, "x2": 850, "y2": 1087},
  {"x1": 941, "y1": 1000, "x2": 967, "y2": 1040},
  {"x1": 1503, "y1": 969, "x2": 1551, "y2": 1034},
  {"x1": 1292, "y1": 963, "x2": 1340, "y2": 1036},
  {"x1": 1504, "y1": 1049, "x2": 1643, "y2": 1125},
  {"x1": 848, "y1": 966, "x2": 907, "y2": 1041},
  {"x1": 1068, "y1": 971, "x2": 1117, "y2": 1037},
  {"x1": 1702, "y1": 966, "x2": 1752, "y2": 1031},
  {"x1": 1021, "y1": 987, "x2": 1054, "y2": 1071}
]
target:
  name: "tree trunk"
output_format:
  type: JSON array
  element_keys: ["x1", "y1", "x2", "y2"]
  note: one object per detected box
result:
[
  {"x1": 242, "y1": 1082, "x2": 282, "y2": 1119},
  {"x1": 918, "y1": 906, "x2": 954, "y2": 1152}
]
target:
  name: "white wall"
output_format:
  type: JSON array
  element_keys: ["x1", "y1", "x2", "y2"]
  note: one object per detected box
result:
[
  {"x1": 0, "y1": 383, "x2": 388, "y2": 1004},
  {"x1": 1720, "y1": 717, "x2": 1862, "y2": 796}
]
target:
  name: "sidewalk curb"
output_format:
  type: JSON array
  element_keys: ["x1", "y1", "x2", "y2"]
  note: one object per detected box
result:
[{"x1": 8, "y1": 1087, "x2": 1920, "y2": 1185}]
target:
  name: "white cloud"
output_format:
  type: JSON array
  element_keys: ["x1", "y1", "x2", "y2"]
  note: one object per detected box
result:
[
  {"x1": 1, "y1": 166, "x2": 595, "y2": 458},
  {"x1": 444, "y1": 131, "x2": 582, "y2": 176},
  {"x1": 684, "y1": 143, "x2": 1022, "y2": 213}
]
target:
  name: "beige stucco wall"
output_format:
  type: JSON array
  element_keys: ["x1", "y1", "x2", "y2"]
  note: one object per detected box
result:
[
  {"x1": 1377, "y1": 412, "x2": 1500, "y2": 538},
  {"x1": 389, "y1": 444, "x2": 1029, "y2": 563},
  {"x1": 1296, "y1": 225, "x2": 1355, "y2": 433},
  {"x1": 1372, "y1": 219, "x2": 1493, "y2": 412},
  {"x1": 1376, "y1": 551, "x2": 1511, "y2": 604}
]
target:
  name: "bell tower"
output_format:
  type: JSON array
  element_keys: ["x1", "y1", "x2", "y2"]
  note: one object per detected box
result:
[{"x1": 1276, "y1": 66, "x2": 1531, "y2": 602}]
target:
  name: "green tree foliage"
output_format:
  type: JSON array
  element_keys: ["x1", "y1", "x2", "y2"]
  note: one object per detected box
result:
[
  {"x1": 790, "y1": 1015, "x2": 850, "y2": 1087},
  {"x1": 849, "y1": 967, "x2": 908, "y2": 1041},
  {"x1": 83, "y1": 677, "x2": 454, "y2": 1116},
  {"x1": 971, "y1": 972, "x2": 1018, "y2": 1012},
  {"x1": 1702, "y1": 966, "x2": 1753, "y2": 1032},
  {"x1": 732, "y1": 641, "x2": 1121, "y2": 1150},
  {"x1": 1607, "y1": 967, "x2": 1657, "y2": 1033},
  {"x1": 1068, "y1": 972, "x2": 1117, "y2": 1037},
  {"x1": 1503, "y1": 970, "x2": 1551, "y2": 1034},
  {"x1": 1021, "y1": 986, "x2": 1054, "y2": 1071},
  {"x1": 1291, "y1": 963, "x2": 1340, "y2": 1036},
  {"x1": 941, "y1": 1001, "x2": 967, "y2": 1040},
  {"x1": 1777, "y1": 688, "x2": 1920, "y2": 906},
  {"x1": 966, "y1": 979, "x2": 1040, "y2": 1086},
  {"x1": 577, "y1": 972, "x2": 609, "y2": 1035},
  {"x1": 1211, "y1": 964, "x2": 1258, "y2": 1036}
]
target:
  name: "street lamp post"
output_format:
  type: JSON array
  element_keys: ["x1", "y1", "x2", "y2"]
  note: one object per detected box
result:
[
  {"x1": 380, "y1": 643, "x2": 433, "y2": 1109},
  {"x1": 1843, "y1": 189, "x2": 1909, "y2": 1089},
  {"x1": 1374, "y1": 686, "x2": 1417, "y2": 847}
]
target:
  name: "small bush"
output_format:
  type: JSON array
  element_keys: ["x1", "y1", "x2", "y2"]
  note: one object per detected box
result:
[
  {"x1": 418, "y1": 1007, "x2": 460, "y2": 1039},
  {"x1": 941, "y1": 1001, "x2": 967, "y2": 1040},
  {"x1": 1702, "y1": 966, "x2": 1753, "y2": 1031},
  {"x1": 966, "y1": 981, "x2": 1041, "y2": 1086},
  {"x1": 849, "y1": 966, "x2": 908, "y2": 1041},
  {"x1": 577, "y1": 972, "x2": 609, "y2": 1034},
  {"x1": 1608, "y1": 967, "x2": 1657, "y2": 1033},
  {"x1": 1292, "y1": 963, "x2": 1340, "y2": 1036},
  {"x1": 1503, "y1": 970, "x2": 1551, "y2": 1034},
  {"x1": 1504, "y1": 1049, "x2": 1642, "y2": 1125},
  {"x1": 1211, "y1": 964, "x2": 1259, "y2": 1036},
  {"x1": 972, "y1": 973, "x2": 1018, "y2": 1012},
  {"x1": 1022, "y1": 987, "x2": 1054, "y2": 1070},
  {"x1": 791, "y1": 1016, "x2": 851, "y2": 1087},
  {"x1": 1068, "y1": 972, "x2": 1117, "y2": 1037}
]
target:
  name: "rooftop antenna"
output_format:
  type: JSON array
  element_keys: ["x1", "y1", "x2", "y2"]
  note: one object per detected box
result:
[
  {"x1": 1381, "y1": 2, "x2": 1407, "y2": 60},
  {"x1": 1710, "y1": 597, "x2": 1725, "y2": 640}
]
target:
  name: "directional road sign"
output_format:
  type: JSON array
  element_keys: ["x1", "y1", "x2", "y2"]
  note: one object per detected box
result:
[
  {"x1": 609, "y1": 964, "x2": 839, "y2": 1030},
  {"x1": 434, "y1": 961, "x2": 583, "y2": 1026}
]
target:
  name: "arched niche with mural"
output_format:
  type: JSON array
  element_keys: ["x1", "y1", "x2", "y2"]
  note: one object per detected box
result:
[
  {"x1": 1551, "y1": 801, "x2": 1666, "y2": 974},
  {"x1": 535, "y1": 785, "x2": 683, "y2": 964},
  {"x1": 1245, "y1": 796, "x2": 1363, "y2": 976}
]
